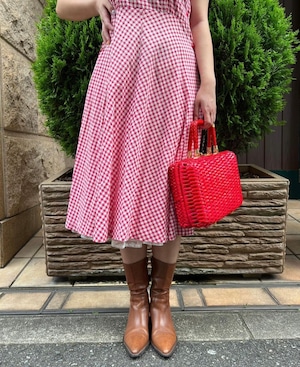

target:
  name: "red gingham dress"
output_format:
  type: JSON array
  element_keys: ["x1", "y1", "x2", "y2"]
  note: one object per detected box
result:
[{"x1": 65, "y1": 0, "x2": 199, "y2": 248}]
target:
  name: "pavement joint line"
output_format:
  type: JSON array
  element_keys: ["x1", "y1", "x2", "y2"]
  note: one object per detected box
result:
[
  {"x1": 288, "y1": 214, "x2": 300, "y2": 222},
  {"x1": 0, "y1": 305, "x2": 300, "y2": 317},
  {"x1": 41, "y1": 291, "x2": 56, "y2": 312},
  {"x1": 237, "y1": 312, "x2": 255, "y2": 339},
  {"x1": 2, "y1": 284, "x2": 300, "y2": 295},
  {"x1": 197, "y1": 288, "x2": 207, "y2": 307},
  {"x1": 176, "y1": 288, "x2": 185, "y2": 310},
  {"x1": 8, "y1": 258, "x2": 32, "y2": 288},
  {"x1": 60, "y1": 292, "x2": 72, "y2": 310},
  {"x1": 264, "y1": 287, "x2": 281, "y2": 305}
]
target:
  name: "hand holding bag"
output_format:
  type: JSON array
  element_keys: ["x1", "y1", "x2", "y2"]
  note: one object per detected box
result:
[{"x1": 168, "y1": 119, "x2": 243, "y2": 228}]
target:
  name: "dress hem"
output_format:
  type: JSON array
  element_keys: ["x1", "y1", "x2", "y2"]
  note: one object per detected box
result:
[
  {"x1": 80, "y1": 234, "x2": 164, "y2": 249},
  {"x1": 68, "y1": 227, "x2": 173, "y2": 249}
]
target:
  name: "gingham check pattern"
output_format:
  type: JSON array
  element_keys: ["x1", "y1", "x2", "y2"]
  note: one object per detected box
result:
[{"x1": 65, "y1": 0, "x2": 200, "y2": 247}]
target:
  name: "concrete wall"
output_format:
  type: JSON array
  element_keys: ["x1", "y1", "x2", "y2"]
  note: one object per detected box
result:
[{"x1": 0, "y1": 0, "x2": 72, "y2": 266}]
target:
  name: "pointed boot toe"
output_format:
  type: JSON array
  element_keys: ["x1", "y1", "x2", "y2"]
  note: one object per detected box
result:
[
  {"x1": 151, "y1": 330, "x2": 177, "y2": 357},
  {"x1": 124, "y1": 331, "x2": 149, "y2": 357}
]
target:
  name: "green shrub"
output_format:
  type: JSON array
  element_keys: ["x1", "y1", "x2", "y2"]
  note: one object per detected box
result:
[
  {"x1": 33, "y1": 0, "x2": 299, "y2": 156},
  {"x1": 32, "y1": 0, "x2": 102, "y2": 156},
  {"x1": 209, "y1": 0, "x2": 299, "y2": 153}
]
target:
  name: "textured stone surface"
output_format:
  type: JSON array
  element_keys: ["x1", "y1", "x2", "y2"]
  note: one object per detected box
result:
[
  {"x1": 0, "y1": 41, "x2": 46, "y2": 135},
  {"x1": 0, "y1": 138, "x2": 4, "y2": 220},
  {"x1": 4, "y1": 136, "x2": 68, "y2": 217},
  {"x1": 40, "y1": 168, "x2": 289, "y2": 277},
  {"x1": 0, "y1": 0, "x2": 43, "y2": 61},
  {"x1": 0, "y1": 0, "x2": 70, "y2": 267},
  {"x1": 0, "y1": 206, "x2": 41, "y2": 267}
]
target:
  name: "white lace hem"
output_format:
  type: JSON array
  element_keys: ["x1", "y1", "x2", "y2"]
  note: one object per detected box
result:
[
  {"x1": 111, "y1": 239, "x2": 164, "y2": 249},
  {"x1": 79, "y1": 234, "x2": 164, "y2": 249}
]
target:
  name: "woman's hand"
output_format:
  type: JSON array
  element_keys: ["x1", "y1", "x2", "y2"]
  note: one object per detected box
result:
[
  {"x1": 193, "y1": 83, "x2": 216, "y2": 129},
  {"x1": 95, "y1": 0, "x2": 114, "y2": 44}
]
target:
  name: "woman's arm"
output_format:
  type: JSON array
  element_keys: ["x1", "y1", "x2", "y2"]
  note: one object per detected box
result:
[
  {"x1": 56, "y1": 0, "x2": 113, "y2": 43},
  {"x1": 56, "y1": 0, "x2": 99, "y2": 20},
  {"x1": 190, "y1": 0, "x2": 216, "y2": 127}
]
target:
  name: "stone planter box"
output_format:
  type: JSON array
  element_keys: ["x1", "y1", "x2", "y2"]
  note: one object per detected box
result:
[{"x1": 39, "y1": 164, "x2": 289, "y2": 277}]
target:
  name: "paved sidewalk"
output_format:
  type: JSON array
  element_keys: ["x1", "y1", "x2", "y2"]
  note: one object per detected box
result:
[
  {"x1": 1, "y1": 311, "x2": 300, "y2": 366},
  {"x1": 0, "y1": 201, "x2": 300, "y2": 314}
]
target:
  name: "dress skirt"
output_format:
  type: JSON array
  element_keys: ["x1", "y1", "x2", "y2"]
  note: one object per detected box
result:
[{"x1": 65, "y1": 0, "x2": 199, "y2": 248}]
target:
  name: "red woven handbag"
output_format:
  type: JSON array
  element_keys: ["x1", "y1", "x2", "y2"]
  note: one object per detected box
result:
[{"x1": 168, "y1": 119, "x2": 243, "y2": 228}]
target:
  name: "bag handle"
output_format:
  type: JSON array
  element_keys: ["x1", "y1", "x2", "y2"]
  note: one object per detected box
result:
[{"x1": 188, "y1": 119, "x2": 219, "y2": 157}]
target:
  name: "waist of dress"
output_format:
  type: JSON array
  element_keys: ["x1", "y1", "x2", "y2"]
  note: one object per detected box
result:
[{"x1": 111, "y1": 0, "x2": 190, "y2": 17}]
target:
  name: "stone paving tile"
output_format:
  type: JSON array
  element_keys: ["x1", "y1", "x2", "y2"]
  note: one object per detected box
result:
[
  {"x1": 34, "y1": 245, "x2": 46, "y2": 258},
  {"x1": 286, "y1": 238, "x2": 300, "y2": 255},
  {"x1": 45, "y1": 292, "x2": 69, "y2": 310},
  {"x1": 170, "y1": 289, "x2": 180, "y2": 307},
  {"x1": 286, "y1": 221, "x2": 300, "y2": 235},
  {"x1": 287, "y1": 214, "x2": 295, "y2": 221},
  {"x1": 261, "y1": 255, "x2": 300, "y2": 282},
  {"x1": 242, "y1": 311, "x2": 300, "y2": 339},
  {"x1": 61, "y1": 288, "x2": 179, "y2": 310},
  {"x1": 268, "y1": 287, "x2": 300, "y2": 306},
  {"x1": 287, "y1": 234, "x2": 300, "y2": 242},
  {"x1": 63, "y1": 290, "x2": 130, "y2": 309},
  {"x1": 287, "y1": 200, "x2": 300, "y2": 210},
  {"x1": 11, "y1": 258, "x2": 72, "y2": 288},
  {"x1": 175, "y1": 313, "x2": 251, "y2": 341},
  {"x1": 14, "y1": 237, "x2": 43, "y2": 258},
  {"x1": 290, "y1": 214, "x2": 300, "y2": 222},
  {"x1": 288, "y1": 207, "x2": 300, "y2": 215},
  {"x1": 0, "y1": 292, "x2": 51, "y2": 311},
  {"x1": 181, "y1": 288, "x2": 204, "y2": 307},
  {"x1": 288, "y1": 212, "x2": 300, "y2": 221},
  {"x1": 202, "y1": 288, "x2": 277, "y2": 307},
  {"x1": 0, "y1": 258, "x2": 30, "y2": 288},
  {"x1": 34, "y1": 229, "x2": 43, "y2": 237}
]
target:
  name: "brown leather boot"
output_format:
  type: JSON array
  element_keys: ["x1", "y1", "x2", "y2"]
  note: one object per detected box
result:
[
  {"x1": 150, "y1": 257, "x2": 177, "y2": 357},
  {"x1": 123, "y1": 258, "x2": 150, "y2": 358}
]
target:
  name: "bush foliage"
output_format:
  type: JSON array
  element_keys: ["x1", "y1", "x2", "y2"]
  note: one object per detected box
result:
[
  {"x1": 209, "y1": 0, "x2": 299, "y2": 153},
  {"x1": 33, "y1": 0, "x2": 299, "y2": 156},
  {"x1": 33, "y1": 0, "x2": 102, "y2": 156}
]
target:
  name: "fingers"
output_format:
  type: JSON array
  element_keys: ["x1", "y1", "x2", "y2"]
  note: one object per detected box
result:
[
  {"x1": 194, "y1": 87, "x2": 216, "y2": 129},
  {"x1": 98, "y1": 0, "x2": 114, "y2": 44},
  {"x1": 101, "y1": 23, "x2": 111, "y2": 44},
  {"x1": 193, "y1": 100, "x2": 200, "y2": 122},
  {"x1": 202, "y1": 108, "x2": 216, "y2": 129},
  {"x1": 194, "y1": 103, "x2": 216, "y2": 129}
]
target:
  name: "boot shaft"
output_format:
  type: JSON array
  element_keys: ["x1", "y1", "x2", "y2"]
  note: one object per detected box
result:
[
  {"x1": 122, "y1": 258, "x2": 150, "y2": 358},
  {"x1": 123, "y1": 258, "x2": 150, "y2": 293},
  {"x1": 149, "y1": 257, "x2": 177, "y2": 358},
  {"x1": 150, "y1": 257, "x2": 176, "y2": 294}
]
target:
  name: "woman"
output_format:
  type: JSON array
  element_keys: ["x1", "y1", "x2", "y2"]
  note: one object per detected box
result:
[{"x1": 56, "y1": 0, "x2": 216, "y2": 358}]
